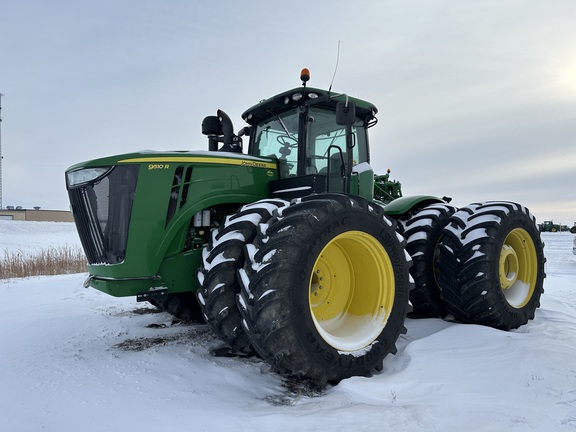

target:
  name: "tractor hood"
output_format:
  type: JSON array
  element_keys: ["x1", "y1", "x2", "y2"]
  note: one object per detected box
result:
[
  {"x1": 66, "y1": 149, "x2": 277, "y2": 174},
  {"x1": 65, "y1": 148, "x2": 278, "y2": 295}
]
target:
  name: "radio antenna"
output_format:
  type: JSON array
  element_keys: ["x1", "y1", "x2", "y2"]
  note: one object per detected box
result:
[{"x1": 328, "y1": 41, "x2": 341, "y2": 93}]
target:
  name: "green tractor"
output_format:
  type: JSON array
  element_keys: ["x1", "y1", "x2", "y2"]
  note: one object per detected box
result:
[
  {"x1": 66, "y1": 69, "x2": 545, "y2": 384},
  {"x1": 538, "y1": 220, "x2": 562, "y2": 232}
]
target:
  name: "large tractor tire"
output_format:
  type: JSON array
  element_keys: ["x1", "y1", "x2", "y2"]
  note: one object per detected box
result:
[
  {"x1": 437, "y1": 201, "x2": 545, "y2": 330},
  {"x1": 238, "y1": 194, "x2": 412, "y2": 384},
  {"x1": 197, "y1": 199, "x2": 289, "y2": 354},
  {"x1": 398, "y1": 203, "x2": 457, "y2": 317}
]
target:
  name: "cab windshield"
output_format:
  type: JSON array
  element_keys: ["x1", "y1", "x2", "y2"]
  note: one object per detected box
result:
[{"x1": 252, "y1": 107, "x2": 367, "y2": 178}]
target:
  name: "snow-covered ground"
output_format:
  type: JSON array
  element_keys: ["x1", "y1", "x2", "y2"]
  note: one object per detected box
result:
[
  {"x1": 1, "y1": 221, "x2": 576, "y2": 431},
  {"x1": 0, "y1": 220, "x2": 82, "y2": 255}
]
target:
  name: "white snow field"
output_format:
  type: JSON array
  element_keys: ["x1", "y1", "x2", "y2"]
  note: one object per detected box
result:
[
  {"x1": 0, "y1": 220, "x2": 82, "y2": 255},
  {"x1": 1, "y1": 221, "x2": 576, "y2": 431}
]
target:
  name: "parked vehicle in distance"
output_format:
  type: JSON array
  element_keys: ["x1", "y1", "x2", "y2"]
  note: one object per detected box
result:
[{"x1": 539, "y1": 220, "x2": 562, "y2": 232}]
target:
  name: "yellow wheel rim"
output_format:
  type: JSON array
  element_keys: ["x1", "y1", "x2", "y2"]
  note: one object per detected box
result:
[
  {"x1": 308, "y1": 231, "x2": 395, "y2": 352},
  {"x1": 499, "y1": 228, "x2": 538, "y2": 308}
]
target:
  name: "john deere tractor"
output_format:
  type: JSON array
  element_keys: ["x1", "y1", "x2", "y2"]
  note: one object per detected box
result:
[
  {"x1": 538, "y1": 220, "x2": 562, "y2": 232},
  {"x1": 66, "y1": 69, "x2": 545, "y2": 384}
]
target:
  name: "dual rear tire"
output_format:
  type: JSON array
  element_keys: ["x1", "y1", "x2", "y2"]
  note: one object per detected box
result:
[
  {"x1": 437, "y1": 201, "x2": 545, "y2": 330},
  {"x1": 397, "y1": 201, "x2": 544, "y2": 330}
]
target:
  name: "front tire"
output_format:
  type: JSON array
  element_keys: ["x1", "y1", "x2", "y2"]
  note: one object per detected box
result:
[
  {"x1": 238, "y1": 194, "x2": 412, "y2": 384},
  {"x1": 197, "y1": 199, "x2": 289, "y2": 353},
  {"x1": 437, "y1": 201, "x2": 545, "y2": 330}
]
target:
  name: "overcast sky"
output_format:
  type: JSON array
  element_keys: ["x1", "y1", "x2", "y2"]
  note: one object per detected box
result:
[{"x1": 1, "y1": 1, "x2": 575, "y2": 224}]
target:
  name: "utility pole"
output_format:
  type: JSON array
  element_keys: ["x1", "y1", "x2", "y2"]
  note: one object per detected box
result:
[{"x1": 0, "y1": 92, "x2": 3, "y2": 209}]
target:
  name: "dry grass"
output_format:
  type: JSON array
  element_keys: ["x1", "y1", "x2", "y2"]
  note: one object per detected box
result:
[{"x1": 0, "y1": 246, "x2": 87, "y2": 279}]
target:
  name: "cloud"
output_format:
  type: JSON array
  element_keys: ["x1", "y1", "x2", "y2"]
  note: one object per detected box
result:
[{"x1": 1, "y1": 1, "x2": 575, "y2": 224}]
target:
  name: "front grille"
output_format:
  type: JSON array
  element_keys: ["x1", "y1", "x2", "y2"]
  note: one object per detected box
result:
[{"x1": 68, "y1": 165, "x2": 139, "y2": 264}]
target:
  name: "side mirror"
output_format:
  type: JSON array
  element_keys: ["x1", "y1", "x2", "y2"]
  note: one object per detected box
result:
[{"x1": 336, "y1": 101, "x2": 356, "y2": 125}]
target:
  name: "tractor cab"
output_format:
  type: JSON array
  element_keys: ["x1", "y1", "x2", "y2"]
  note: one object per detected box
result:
[{"x1": 203, "y1": 69, "x2": 379, "y2": 201}]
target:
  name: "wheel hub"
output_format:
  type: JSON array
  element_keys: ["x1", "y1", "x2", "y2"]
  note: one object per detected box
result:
[
  {"x1": 308, "y1": 231, "x2": 395, "y2": 352},
  {"x1": 499, "y1": 245, "x2": 519, "y2": 289},
  {"x1": 499, "y1": 228, "x2": 538, "y2": 308}
]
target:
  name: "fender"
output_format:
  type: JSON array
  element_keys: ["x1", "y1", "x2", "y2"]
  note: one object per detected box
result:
[{"x1": 382, "y1": 194, "x2": 446, "y2": 217}]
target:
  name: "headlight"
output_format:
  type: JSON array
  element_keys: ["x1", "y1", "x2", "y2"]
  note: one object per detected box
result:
[{"x1": 67, "y1": 167, "x2": 112, "y2": 187}]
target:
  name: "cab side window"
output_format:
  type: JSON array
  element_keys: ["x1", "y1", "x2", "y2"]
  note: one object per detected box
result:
[{"x1": 306, "y1": 107, "x2": 367, "y2": 175}]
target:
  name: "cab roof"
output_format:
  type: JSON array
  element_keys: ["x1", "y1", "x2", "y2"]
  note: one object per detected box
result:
[{"x1": 241, "y1": 87, "x2": 378, "y2": 126}]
